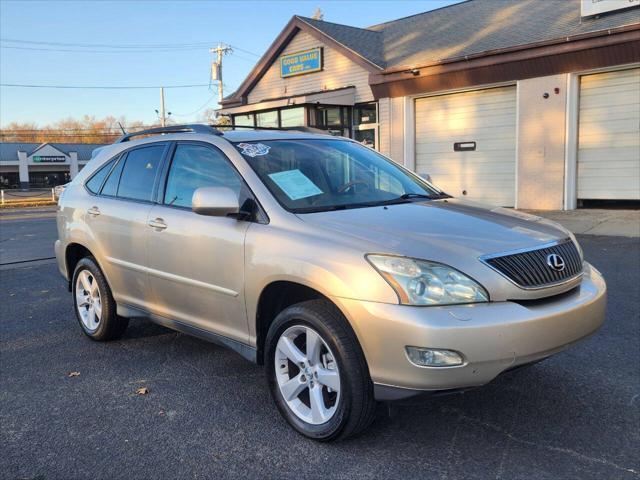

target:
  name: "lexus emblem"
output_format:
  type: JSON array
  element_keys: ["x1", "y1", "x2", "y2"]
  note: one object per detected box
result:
[{"x1": 546, "y1": 253, "x2": 566, "y2": 272}]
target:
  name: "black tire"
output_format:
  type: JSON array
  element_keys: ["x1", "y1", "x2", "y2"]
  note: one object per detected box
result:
[
  {"x1": 72, "y1": 257, "x2": 129, "y2": 341},
  {"x1": 265, "y1": 299, "x2": 377, "y2": 441}
]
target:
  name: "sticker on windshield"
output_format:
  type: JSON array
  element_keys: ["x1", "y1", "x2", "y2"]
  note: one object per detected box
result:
[
  {"x1": 268, "y1": 169, "x2": 323, "y2": 200},
  {"x1": 237, "y1": 142, "x2": 271, "y2": 157}
]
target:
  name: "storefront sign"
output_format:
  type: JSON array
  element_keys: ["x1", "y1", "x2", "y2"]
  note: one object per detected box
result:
[
  {"x1": 280, "y1": 48, "x2": 322, "y2": 78},
  {"x1": 581, "y1": 0, "x2": 639, "y2": 17},
  {"x1": 32, "y1": 155, "x2": 66, "y2": 163}
]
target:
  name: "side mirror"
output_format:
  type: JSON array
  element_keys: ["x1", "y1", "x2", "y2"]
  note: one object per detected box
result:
[{"x1": 192, "y1": 187, "x2": 239, "y2": 217}]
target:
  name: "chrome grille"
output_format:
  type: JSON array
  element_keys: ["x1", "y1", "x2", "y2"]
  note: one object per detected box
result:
[{"x1": 482, "y1": 240, "x2": 583, "y2": 289}]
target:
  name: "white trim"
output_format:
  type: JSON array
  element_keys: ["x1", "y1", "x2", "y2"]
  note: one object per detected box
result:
[
  {"x1": 564, "y1": 73, "x2": 580, "y2": 210},
  {"x1": 402, "y1": 96, "x2": 414, "y2": 170},
  {"x1": 514, "y1": 81, "x2": 521, "y2": 209}
]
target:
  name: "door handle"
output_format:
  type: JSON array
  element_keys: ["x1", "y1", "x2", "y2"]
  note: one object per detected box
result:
[
  {"x1": 87, "y1": 206, "x2": 100, "y2": 216},
  {"x1": 148, "y1": 218, "x2": 167, "y2": 230}
]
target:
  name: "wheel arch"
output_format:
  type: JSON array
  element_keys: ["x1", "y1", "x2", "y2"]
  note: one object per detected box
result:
[
  {"x1": 65, "y1": 243, "x2": 99, "y2": 291},
  {"x1": 255, "y1": 280, "x2": 355, "y2": 366}
]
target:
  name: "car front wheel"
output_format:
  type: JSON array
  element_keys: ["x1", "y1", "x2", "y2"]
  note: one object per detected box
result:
[{"x1": 265, "y1": 299, "x2": 376, "y2": 441}]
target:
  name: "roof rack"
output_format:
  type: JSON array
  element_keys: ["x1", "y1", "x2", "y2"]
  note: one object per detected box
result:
[{"x1": 115, "y1": 124, "x2": 221, "y2": 143}]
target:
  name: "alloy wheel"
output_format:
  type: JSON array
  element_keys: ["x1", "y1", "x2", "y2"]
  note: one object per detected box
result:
[
  {"x1": 274, "y1": 325, "x2": 341, "y2": 425},
  {"x1": 75, "y1": 269, "x2": 102, "y2": 332}
]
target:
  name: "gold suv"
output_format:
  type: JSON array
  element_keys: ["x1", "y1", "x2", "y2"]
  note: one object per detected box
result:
[{"x1": 55, "y1": 125, "x2": 606, "y2": 441}]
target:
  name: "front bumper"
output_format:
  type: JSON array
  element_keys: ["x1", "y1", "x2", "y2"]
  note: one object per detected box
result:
[{"x1": 333, "y1": 262, "x2": 606, "y2": 401}]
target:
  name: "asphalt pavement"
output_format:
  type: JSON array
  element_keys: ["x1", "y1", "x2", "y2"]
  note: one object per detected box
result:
[{"x1": 1, "y1": 209, "x2": 639, "y2": 480}]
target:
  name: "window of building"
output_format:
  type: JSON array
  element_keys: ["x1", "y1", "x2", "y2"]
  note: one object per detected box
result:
[
  {"x1": 354, "y1": 103, "x2": 377, "y2": 125},
  {"x1": 85, "y1": 157, "x2": 116, "y2": 194},
  {"x1": 280, "y1": 107, "x2": 305, "y2": 127},
  {"x1": 114, "y1": 145, "x2": 164, "y2": 201},
  {"x1": 256, "y1": 110, "x2": 279, "y2": 128},
  {"x1": 234, "y1": 114, "x2": 254, "y2": 127},
  {"x1": 164, "y1": 144, "x2": 242, "y2": 208}
]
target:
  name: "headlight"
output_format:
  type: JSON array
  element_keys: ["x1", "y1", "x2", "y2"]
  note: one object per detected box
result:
[{"x1": 366, "y1": 255, "x2": 489, "y2": 306}]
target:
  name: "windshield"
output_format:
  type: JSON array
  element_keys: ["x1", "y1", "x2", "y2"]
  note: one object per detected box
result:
[{"x1": 234, "y1": 139, "x2": 446, "y2": 213}]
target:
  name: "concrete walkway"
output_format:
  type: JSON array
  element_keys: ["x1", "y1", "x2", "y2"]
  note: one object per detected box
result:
[{"x1": 526, "y1": 209, "x2": 640, "y2": 238}]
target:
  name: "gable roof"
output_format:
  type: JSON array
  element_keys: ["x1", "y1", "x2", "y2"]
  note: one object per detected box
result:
[
  {"x1": 296, "y1": 16, "x2": 385, "y2": 68},
  {"x1": 222, "y1": 0, "x2": 639, "y2": 106}
]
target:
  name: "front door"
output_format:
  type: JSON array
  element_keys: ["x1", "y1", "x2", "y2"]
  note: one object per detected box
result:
[{"x1": 146, "y1": 142, "x2": 250, "y2": 344}]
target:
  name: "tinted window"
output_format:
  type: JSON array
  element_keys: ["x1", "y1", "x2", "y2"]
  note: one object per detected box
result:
[
  {"x1": 86, "y1": 158, "x2": 115, "y2": 194},
  {"x1": 164, "y1": 144, "x2": 242, "y2": 208},
  {"x1": 101, "y1": 157, "x2": 125, "y2": 197},
  {"x1": 116, "y1": 145, "x2": 164, "y2": 201}
]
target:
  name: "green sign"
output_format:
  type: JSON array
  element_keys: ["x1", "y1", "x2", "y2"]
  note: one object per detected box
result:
[
  {"x1": 280, "y1": 47, "x2": 322, "y2": 78},
  {"x1": 33, "y1": 155, "x2": 66, "y2": 163}
]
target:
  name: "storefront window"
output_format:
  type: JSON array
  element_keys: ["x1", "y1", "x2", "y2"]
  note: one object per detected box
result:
[
  {"x1": 234, "y1": 114, "x2": 254, "y2": 127},
  {"x1": 256, "y1": 110, "x2": 278, "y2": 128},
  {"x1": 354, "y1": 103, "x2": 377, "y2": 125},
  {"x1": 280, "y1": 107, "x2": 305, "y2": 127}
]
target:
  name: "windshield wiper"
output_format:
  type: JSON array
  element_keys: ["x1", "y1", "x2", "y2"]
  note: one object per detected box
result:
[{"x1": 399, "y1": 192, "x2": 451, "y2": 200}]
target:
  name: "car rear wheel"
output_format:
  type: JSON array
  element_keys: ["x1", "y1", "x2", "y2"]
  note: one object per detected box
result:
[
  {"x1": 265, "y1": 299, "x2": 376, "y2": 441},
  {"x1": 72, "y1": 257, "x2": 128, "y2": 341}
]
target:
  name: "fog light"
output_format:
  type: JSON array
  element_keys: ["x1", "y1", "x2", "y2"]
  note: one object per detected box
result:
[{"x1": 405, "y1": 346, "x2": 464, "y2": 367}]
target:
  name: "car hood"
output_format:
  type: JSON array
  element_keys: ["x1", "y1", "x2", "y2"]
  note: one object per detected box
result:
[
  {"x1": 298, "y1": 199, "x2": 568, "y2": 259},
  {"x1": 297, "y1": 199, "x2": 575, "y2": 300}
]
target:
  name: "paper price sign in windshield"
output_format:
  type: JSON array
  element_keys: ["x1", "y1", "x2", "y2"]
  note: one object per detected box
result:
[{"x1": 268, "y1": 169, "x2": 323, "y2": 200}]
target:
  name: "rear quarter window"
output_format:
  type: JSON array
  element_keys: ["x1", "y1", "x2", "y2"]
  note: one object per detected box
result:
[{"x1": 85, "y1": 157, "x2": 116, "y2": 194}]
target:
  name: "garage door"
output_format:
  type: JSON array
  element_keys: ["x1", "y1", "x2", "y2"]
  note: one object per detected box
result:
[
  {"x1": 577, "y1": 67, "x2": 640, "y2": 200},
  {"x1": 415, "y1": 86, "x2": 517, "y2": 207}
]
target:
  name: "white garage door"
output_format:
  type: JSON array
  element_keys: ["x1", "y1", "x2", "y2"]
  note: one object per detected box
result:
[
  {"x1": 415, "y1": 86, "x2": 517, "y2": 207},
  {"x1": 578, "y1": 67, "x2": 640, "y2": 200}
]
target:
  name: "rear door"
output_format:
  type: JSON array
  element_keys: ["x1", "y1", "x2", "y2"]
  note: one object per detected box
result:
[
  {"x1": 146, "y1": 142, "x2": 251, "y2": 344},
  {"x1": 85, "y1": 143, "x2": 167, "y2": 310}
]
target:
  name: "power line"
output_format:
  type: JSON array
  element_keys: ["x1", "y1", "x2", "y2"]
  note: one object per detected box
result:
[
  {"x1": 0, "y1": 83, "x2": 210, "y2": 90},
  {"x1": 0, "y1": 38, "x2": 216, "y2": 49},
  {"x1": 0, "y1": 38, "x2": 261, "y2": 56},
  {"x1": 0, "y1": 45, "x2": 213, "y2": 54}
]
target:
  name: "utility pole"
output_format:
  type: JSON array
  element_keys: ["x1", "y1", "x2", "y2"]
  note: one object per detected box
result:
[
  {"x1": 159, "y1": 87, "x2": 166, "y2": 127},
  {"x1": 155, "y1": 87, "x2": 171, "y2": 126},
  {"x1": 210, "y1": 44, "x2": 233, "y2": 104}
]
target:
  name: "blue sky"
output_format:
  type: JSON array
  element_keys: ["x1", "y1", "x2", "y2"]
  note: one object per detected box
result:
[{"x1": 0, "y1": 0, "x2": 458, "y2": 127}]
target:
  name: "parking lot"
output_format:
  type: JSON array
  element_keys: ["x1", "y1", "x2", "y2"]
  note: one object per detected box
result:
[{"x1": 1, "y1": 207, "x2": 639, "y2": 480}]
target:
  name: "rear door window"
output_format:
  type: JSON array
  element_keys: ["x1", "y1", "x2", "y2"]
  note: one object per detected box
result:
[{"x1": 116, "y1": 145, "x2": 165, "y2": 201}]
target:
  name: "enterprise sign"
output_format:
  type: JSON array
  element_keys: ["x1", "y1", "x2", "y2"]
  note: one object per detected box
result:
[
  {"x1": 280, "y1": 47, "x2": 322, "y2": 78},
  {"x1": 33, "y1": 155, "x2": 66, "y2": 163}
]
